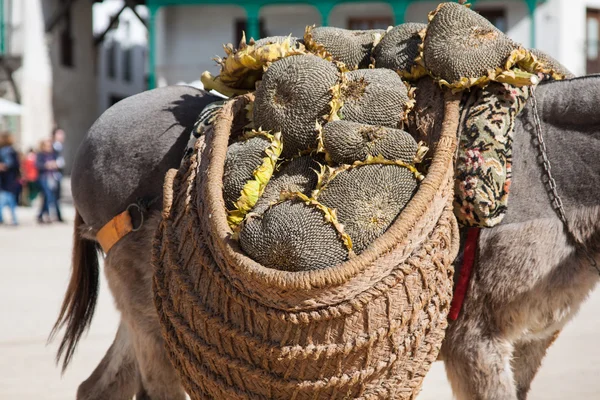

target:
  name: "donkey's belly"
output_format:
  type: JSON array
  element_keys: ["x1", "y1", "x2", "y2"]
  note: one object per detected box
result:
[
  {"x1": 511, "y1": 273, "x2": 594, "y2": 342},
  {"x1": 503, "y1": 258, "x2": 598, "y2": 343},
  {"x1": 478, "y1": 218, "x2": 599, "y2": 342}
]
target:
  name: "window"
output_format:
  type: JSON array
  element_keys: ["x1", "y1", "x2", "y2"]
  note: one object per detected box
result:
[
  {"x1": 587, "y1": 8, "x2": 600, "y2": 73},
  {"x1": 234, "y1": 19, "x2": 267, "y2": 43},
  {"x1": 588, "y1": 13, "x2": 599, "y2": 60},
  {"x1": 107, "y1": 42, "x2": 117, "y2": 79},
  {"x1": 109, "y1": 94, "x2": 126, "y2": 107},
  {"x1": 347, "y1": 17, "x2": 393, "y2": 30},
  {"x1": 123, "y1": 20, "x2": 131, "y2": 42},
  {"x1": 60, "y1": 2, "x2": 74, "y2": 67},
  {"x1": 123, "y1": 47, "x2": 132, "y2": 82},
  {"x1": 476, "y1": 8, "x2": 507, "y2": 32},
  {"x1": 60, "y1": 29, "x2": 74, "y2": 67}
]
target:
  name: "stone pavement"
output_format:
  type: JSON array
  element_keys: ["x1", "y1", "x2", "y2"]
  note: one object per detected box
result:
[{"x1": 1, "y1": 202, "x2": 599, "y2": 399}]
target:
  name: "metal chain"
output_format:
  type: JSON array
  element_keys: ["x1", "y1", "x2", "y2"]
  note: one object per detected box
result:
[{"x1": 530, "y1": 91, "x2": 600, "y2": 274}]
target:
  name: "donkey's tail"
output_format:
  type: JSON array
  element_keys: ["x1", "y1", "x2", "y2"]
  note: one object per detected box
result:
[{"x1": 49, "y1": 210, "x2": 101, "y2": 372}]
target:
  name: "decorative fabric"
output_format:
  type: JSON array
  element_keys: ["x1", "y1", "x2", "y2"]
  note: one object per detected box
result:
[{"x1": 454, "y1": 83, "x2": 530, "y2": 227}]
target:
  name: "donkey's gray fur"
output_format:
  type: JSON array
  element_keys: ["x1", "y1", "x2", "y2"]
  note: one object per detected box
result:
[
  {"x1": 57, "y1": 85, "x2": 219, "y2": 400},
  {"x1": 57, "y1": 78, "x2": 600, "y2": 400},
  {"x1": 504, "y1": 76, "x2": 600, "y2": 223},
  {"x1": 442, "y1": 76, "x2": 600, "y2": 399},
  {"x1": 72, "y1": 85, "x2": 220, "y2": 232}
]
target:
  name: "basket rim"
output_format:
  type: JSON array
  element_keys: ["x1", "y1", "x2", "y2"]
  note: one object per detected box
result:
[{"x1": 200, "y1": 91, "x2": 460, "y2": 291}]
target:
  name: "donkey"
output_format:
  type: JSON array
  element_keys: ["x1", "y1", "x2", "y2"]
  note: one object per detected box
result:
[
  {"x1": 50, "y1": 84, "x2": 220, "y2": 399},
  {"x1": 441, "y1": 75, "x2": 600, "y2": 399},
  {"x1": 51, "y1": 76, "x2": 600, "y2": 400}
]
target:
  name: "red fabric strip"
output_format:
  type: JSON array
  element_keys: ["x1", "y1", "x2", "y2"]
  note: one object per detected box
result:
[{"x1": 449, "y1": 227, "x2": 481, "y2": 321}]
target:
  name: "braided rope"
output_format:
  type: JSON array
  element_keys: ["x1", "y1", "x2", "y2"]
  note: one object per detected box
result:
[{"x1": 152, "y1": 92, "x2": 461, "y2": 399}]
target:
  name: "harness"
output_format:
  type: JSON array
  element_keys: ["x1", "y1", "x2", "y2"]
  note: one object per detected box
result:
[
  {"x1": 449, "y1": 227, "x2": 480, "y2": 320},
  {"x1": 97, "y1": 204, "x2": 142, "y2": 253},
  {"x1": 96, "y1": 199, "x2": 157, "y2": 253}
]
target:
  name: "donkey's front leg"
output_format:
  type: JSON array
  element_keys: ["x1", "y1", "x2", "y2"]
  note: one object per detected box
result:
[
  {"x1": 510, "y1": 332, "x2": 559, "y2": 400},
  {"x1": 127, "y1": 318, "x2": 186, "y2": 400},
  {"x1": 105, "y1": 213, "x2": 186, "y2": 400},
  {"x1": 76, "y1": 321, "x2": 140, "y2": 400},
  {"x1": 443, "y1": 319, "x2": 517, "y2": 400}
]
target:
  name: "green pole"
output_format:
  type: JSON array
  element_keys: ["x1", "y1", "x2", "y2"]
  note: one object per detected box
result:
[
  {"x1": 148, "y1": 6, "x2": 157, "y2": 89},
  {"x1": 526, "y1": 0, "x2": 537, "y2": 48},
  {"x1": 0, "y1": 0, "x2": 5, "y2": 55},
  {"x1": 390, "y1": 0, "x2": 410, "y2": 25},
  {"x1": 245, "y1": 4, "x2": 261, "y2": 41},
  {"x1": 317, "y1": 2, "x2": 336, "y2": 26}
]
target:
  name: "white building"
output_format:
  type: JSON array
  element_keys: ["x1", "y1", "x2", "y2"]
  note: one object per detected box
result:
[
  {"x1": 4, "y1": 0, "x2": 600, "y2": 169},
  {"x1": 93, "y1": 0, "x2": 149, "y2": 114},
  {"x1": 1, "y1": 0, "x2": 54, "y2": 154},
  {"x1": 146, "y1": 0, "x2": 600, "y2": 87},
  {"x1": 0, "y1": 0, "x2": 97, "y2": 172},
  {"x1": 0, "y1": 0, "x2": 149, "y2": 172},
  {"x1": 46, "y1": 0, "x2": 98, "y2": 172}
]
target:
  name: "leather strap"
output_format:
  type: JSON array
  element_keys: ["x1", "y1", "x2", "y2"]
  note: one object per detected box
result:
[{"x1": 96, "y1": 209, "x2": 134, "y2": 253}]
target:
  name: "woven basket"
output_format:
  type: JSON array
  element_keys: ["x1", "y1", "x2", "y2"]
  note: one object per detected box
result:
[{"x1": 153, "y1": 92, "x2": 461, "y2": 400}]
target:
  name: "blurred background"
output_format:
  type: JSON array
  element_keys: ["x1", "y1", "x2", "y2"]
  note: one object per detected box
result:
[
  {"x1": 0, "y1": 0, "x2": 598, "y2": 171},
  {"x1": 0, "y1": 0, "x2": 599, "y2": 399}
]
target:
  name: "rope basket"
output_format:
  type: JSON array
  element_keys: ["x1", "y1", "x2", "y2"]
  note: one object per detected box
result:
[{"x1": 153, "y1": 92, "x2": 461, "y2": 399}]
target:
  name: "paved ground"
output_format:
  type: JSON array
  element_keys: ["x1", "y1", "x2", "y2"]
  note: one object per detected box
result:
[{"x1": 1, "y1": 201, "x2": 599, "y2": 399}]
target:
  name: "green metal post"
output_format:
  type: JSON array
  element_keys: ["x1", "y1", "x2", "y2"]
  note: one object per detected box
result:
[
  {"x1": 148, "y1": 6, "x2": 157, "y2": 89},
  {"x1": 0, "y1": 0, "x2": 5, "y2": 55},
  {"x1": 526, "y1": 0, "x2": 536, "y2": 48},
  {"x1": 245, "y1": 4, "x2": 261, "y2": 41},
  {"x1": 390, "y1": 0, "x2": 410, "y2": 25},
  {"x1": 317, "y1": 2, "x2": 336, "y2": 26}
]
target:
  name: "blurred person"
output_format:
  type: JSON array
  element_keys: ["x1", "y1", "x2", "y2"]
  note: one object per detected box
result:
[
  {"x1": 52, "y1": 128, "x2": 66, "y2": 203},
  {"x1": 0, "y1": 132, "x2": 20, "y2": 225},
  {"x1": 14, "y1": 149, "x2": 23, "y2": 204},
  {"x1": 36, "y1": 139, "x2": 62, "y2": 223},
  {"x1": 22, "y1": 147, "x2": 40, "y2": 205}
]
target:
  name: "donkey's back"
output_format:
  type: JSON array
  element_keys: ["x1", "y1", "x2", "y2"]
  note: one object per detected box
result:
[{"x1": 72, "y1": 85, "x2": 220, "y2": 233}]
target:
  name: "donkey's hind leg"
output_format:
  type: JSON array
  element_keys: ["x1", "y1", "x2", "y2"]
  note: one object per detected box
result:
[
  {"x1": 127, "y1": 319, "x2": 185, "y2": 400},
  {"x1": 104, "y1": 213, "x2": 186, "y2": 400},
  {"x1": 76, "y1": 321, "x2": 139, "y2": 400},
  {"x1": 511, "y1": 332, "x2": 560, "y2": 400},
  {"x1": 443, "y1": 316, "x2": 517, "y2": 400}
]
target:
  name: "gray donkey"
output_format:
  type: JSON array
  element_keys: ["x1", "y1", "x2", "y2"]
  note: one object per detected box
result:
[
  {"x1": 50, "y1": 85, "x2": 220, "y2": 399},
  {"x1": 442, "y1": 75, "x2": 600, "y2": 399},
  {"x1": 51, "y1": 76, "x2": 600, "y2": 400}
]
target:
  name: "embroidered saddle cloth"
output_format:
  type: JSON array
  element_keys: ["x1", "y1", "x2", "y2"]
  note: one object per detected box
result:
[{"x1": 453, "y1": 83, "x2": 530, "y2": 227}]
